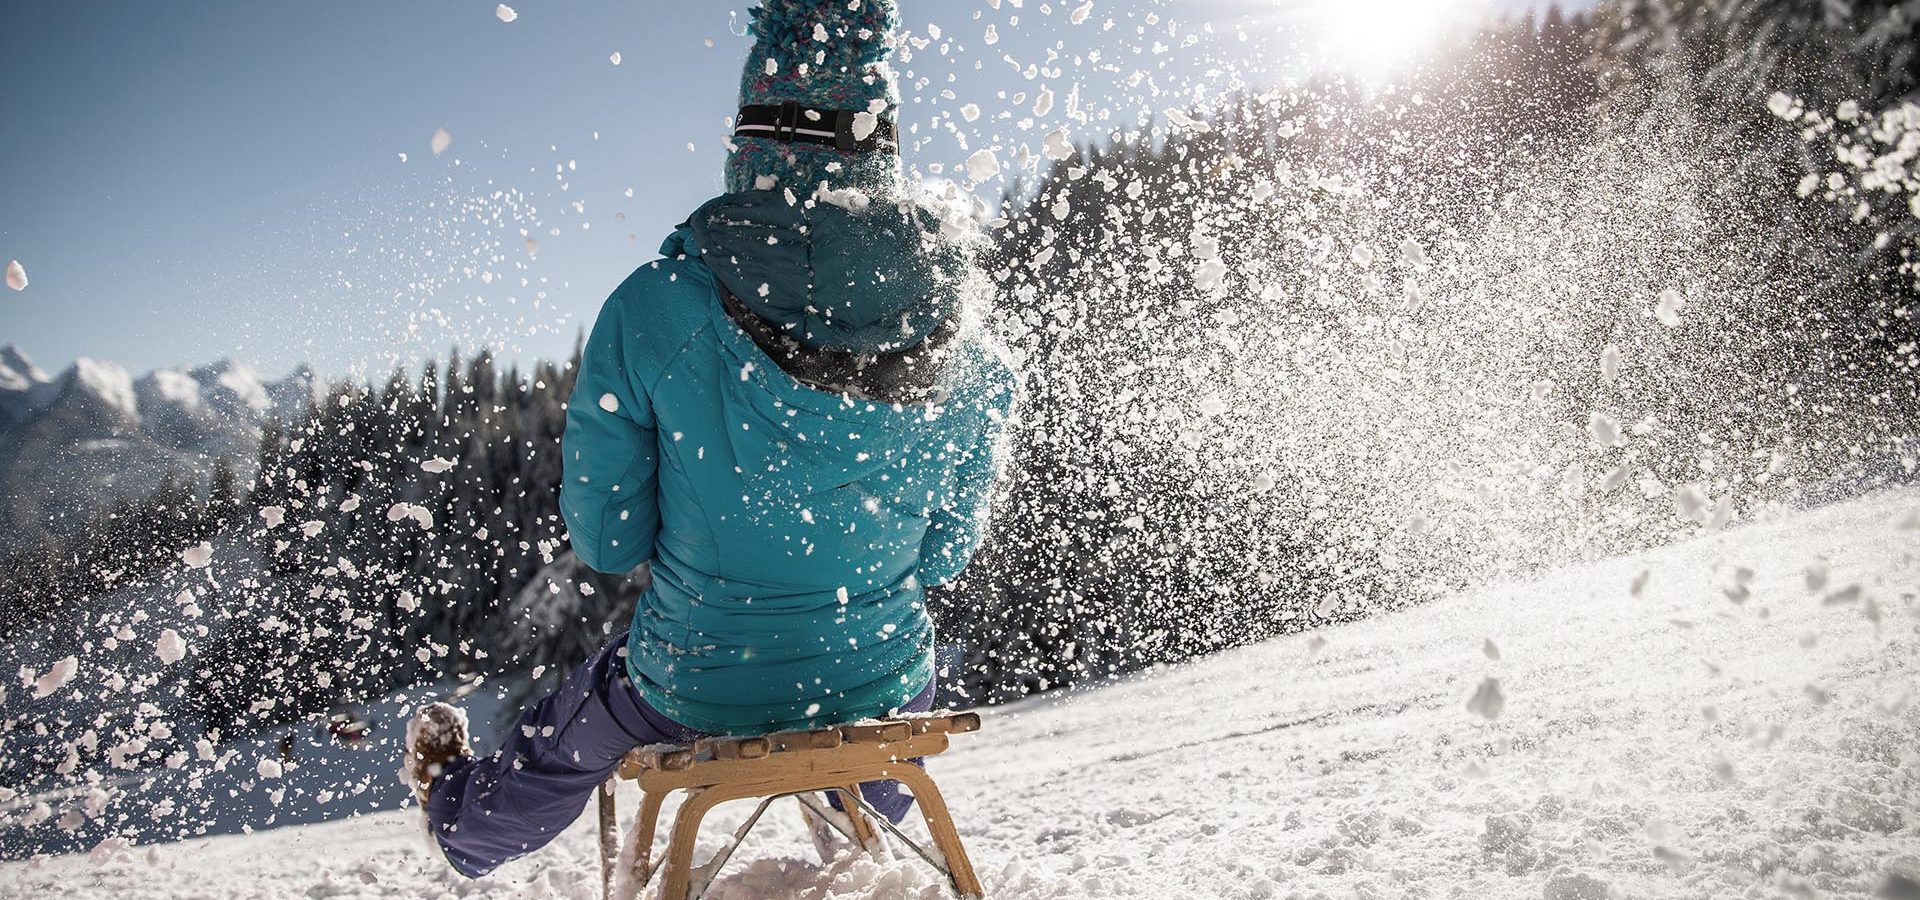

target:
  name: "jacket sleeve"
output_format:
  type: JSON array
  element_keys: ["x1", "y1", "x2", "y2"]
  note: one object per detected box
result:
[
  {"x1": 560, "y1": 294, "x2": 660, "y2": 574},
  {"x1": 917, "y1": 367, "x2": 1014, "y2": 587}
]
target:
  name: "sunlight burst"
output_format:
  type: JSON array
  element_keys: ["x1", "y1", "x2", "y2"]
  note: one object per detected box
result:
[{"x1": 1298, "y1": 0, "x2": 1474, "y2": 80}]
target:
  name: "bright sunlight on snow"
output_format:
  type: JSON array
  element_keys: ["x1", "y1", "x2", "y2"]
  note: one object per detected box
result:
[{"x1": 4, "y1": 491, "x2": 1915, "y2": 898}]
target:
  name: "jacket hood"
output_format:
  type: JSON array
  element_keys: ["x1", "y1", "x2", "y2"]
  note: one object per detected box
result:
[
  {"x1": 677, "y1": 189, "x2": 969, "y2": 353},
  {"x1": 703, "y1": 291, "x2": 1004, "y2": 514}
]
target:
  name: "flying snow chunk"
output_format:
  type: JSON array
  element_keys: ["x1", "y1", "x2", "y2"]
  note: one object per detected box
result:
[
  {"x1": 30, "y1": 656, "x2": 78, "y2": 698},
  {"x1": 1194, "y1": 258, "x2": 1229, "y2": 292},
  {"x1": 1070, "y1": 1, "x2": 1094, "y2": 24},
  {"x1": 1654, "y1": 288, "x2": 1686, "y2": 327},
  {"x1": 1482, "y1": 638, "x2": 1501, "y2": 661},
  {"x1": 495, "y1": 4, "x2": 516, "y2": 23},
  {"x1": 430, "y1": 127, "x2": 452, "y2": 156},
  {"x1": 387, "y1": 503, "x2": 435, "y2": 529},
  {"x1": 850, "y1": 111, "x2": 879, "y2": 142},
  {"x1": 181, "y1": 541, "x2": 214, "y2": 569},
  {"x1": 1599, "y1": 464, "x2": 1630, "y2": 492},
  {"x1": 257, "y1": 757, "x2": 283, "y2": 779},
  {"x1": 420, "y1": 456, "x2": 456, "y2": 473},
  {"x1": 1674, "y1": 484, "x2": 1711, "y2": 523},
  {"x1": 965, "y1": 149, "x2": 1002, "y2": 182},
  {"x1": 1402, "y1": 281, "x2": 1425, "y2": 312},
  {"x1": 259, "y1": 505, "x2": 286, "y2": 528},
  {"x1": 1397, "y1": 237, "x2": 1427, "y2": 268},
  {"x1": 155, "y1": 629, "x2": 187, "y2": 665},
  {"x1": 5, "y1": 260, "x2": 26, "y2": 291},
  {"x1": 1165, "y1": 107, "x2": 1208, "y2": 131},
  {"x1": 598, "y1": 393, "x2": 620, "y2": 413},
  {"x1": 609, "y1": 51, "x2": 622, "y2": 66},
  {"x1": 1042, "y1": 127, "x2": 1074, "y2": 161},
  {"x1": 1600, "y1": 344, "x2": 1622, "y2": 386},
  {"x1": 1466, "y1": 677, "x2": 1506, "y2": 721},
  {"x1": 960, "y1": 103, "x2": 981, "y2": 123},
  {"x1": 1587, "y1": 411, "x2": 1622, "y2": 448},
  {"x1": 1033, "y1": 86, "x2": 1054, "y2": 116}
]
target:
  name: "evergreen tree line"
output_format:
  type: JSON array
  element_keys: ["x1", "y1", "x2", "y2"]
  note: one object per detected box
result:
[
  {"x1": 185, "y1": 345, "x2": 655, "y2": 729},
  {"x1": 0, "y1": 461, "x2": 244, "y2": 643}
]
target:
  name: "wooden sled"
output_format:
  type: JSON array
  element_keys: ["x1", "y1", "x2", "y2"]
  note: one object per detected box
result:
[{"x1": 595, "y1": 711, "x2": 985, "y2": 900}]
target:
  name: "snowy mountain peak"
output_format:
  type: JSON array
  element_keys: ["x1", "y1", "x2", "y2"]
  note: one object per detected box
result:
[
  {"x1": 0, "y1": 345, "x2": 317, "y2": 426},
  {"x1": 189, "y1": 358, "x2": 273, "y2": 414},
  {"x1": 0, "y1": 345, "x2": 323, "y2": 557},
  {"x1": 136, "y1": 368, "x2": 205, "y2": 411},
  {"x1": 56, "y1": 357, "x2": 140, "y2": 421},
  {"x1": 0, "y1": 344, "x2": 50, "y2": 393}
]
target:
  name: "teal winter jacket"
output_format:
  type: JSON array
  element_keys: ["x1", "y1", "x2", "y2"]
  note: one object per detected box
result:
[{"x1": 560, "y1": 191, "x2": 1014, "y2": 734}]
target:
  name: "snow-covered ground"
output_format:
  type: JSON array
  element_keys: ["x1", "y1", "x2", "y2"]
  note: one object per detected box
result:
[{"x1": 6, "y1": 490, "x2": 1916, "y2": 899}]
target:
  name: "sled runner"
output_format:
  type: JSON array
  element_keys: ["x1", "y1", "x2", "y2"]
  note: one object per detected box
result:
[{"x1": 596, "y1": 711, "x2": 985, "y2": 900}]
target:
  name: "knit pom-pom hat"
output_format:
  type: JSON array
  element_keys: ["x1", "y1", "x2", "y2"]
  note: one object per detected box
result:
[{"x1": 726, "y1": 0, "x2": 902, "y2": 196}]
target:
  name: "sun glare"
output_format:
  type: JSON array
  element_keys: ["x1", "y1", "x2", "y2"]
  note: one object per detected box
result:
[{"x1": 1300, "y1": 0, "x2": 1474, "y2": 81}]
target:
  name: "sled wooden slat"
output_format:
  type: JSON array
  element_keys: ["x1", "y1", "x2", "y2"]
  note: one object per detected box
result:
[
  {"x1": 701, "y1": 736, "x2": 771, "y2": 760},
  {"x1": 631, "y1": 746, "x2": 694, "y2": 773},
  {"x1": 768, "y1": 727, "x2": 843, "y2": 752},
  {"x1": 840, "y1": 720, "x2": 912, "y2": 744},
  {"x1": 906, "y1": 711, "x2": 981, "y2": 735},
  {"x1": 597, "y1": 713, "x2": 984, "y2": 900}
]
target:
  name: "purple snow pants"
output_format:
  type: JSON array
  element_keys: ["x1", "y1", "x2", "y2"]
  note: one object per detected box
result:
[{"x1": 426, "y1": 633, "x2": 933, "y2": 878}]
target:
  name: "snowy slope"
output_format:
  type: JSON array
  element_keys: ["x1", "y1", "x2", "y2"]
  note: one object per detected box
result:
[{"x1": 5, "y1": 490, "x2": 1916, "y2": 899}]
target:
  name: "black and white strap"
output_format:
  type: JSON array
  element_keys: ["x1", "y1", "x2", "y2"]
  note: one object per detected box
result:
[{"x1": 734, "y1": 102, "x2": 898, "y2": 154}]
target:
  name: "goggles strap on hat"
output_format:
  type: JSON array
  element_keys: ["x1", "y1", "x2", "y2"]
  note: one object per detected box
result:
[{"x1": 735, "y1": 102, "x2": 898, "y2": 154}]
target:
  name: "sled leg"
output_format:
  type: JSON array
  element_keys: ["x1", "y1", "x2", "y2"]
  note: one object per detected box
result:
[
  {"x1": 620, "y1": 788, "x2": 666, "y2": 899},
  {"x1": 597, "y1": 780, "x2": 618, "y2": 900},
  {"x1": 893, "y1": 766, "x2": 983, "y2": 899},
  {"x1": 655, "y1": 788, "x2": 722, "y2": 900},
  {"x1": 835, "y1": 784, "x2": 883, "y2": 854}
]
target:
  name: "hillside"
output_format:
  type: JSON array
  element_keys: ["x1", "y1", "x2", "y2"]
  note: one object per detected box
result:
[{"x1": 3, "y1": 489, "x2": 1914, "y2": 898}]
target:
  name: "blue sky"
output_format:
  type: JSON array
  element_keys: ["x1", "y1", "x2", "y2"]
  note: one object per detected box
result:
[{"x1": 0, "y1": 0, "x2": 1570, "y2": 380}]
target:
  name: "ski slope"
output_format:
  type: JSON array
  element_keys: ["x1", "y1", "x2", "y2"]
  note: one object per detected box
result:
[{"x1": 6, "y1": 490, "x2": 1916, "y2": 899}]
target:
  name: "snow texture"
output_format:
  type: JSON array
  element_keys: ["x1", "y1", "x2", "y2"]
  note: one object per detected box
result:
[{"x1": 6, "y1": 490, "x2": 1916, "y2": 899}]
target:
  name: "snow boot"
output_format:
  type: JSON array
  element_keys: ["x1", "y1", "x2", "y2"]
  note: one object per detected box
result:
[{"x1": 400, "y1": 701, "x2": 471, "y2": 804}]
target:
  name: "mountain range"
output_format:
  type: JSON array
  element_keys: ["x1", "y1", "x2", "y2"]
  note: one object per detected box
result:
[{"x1": 0, "y1": 345, "x2": 319, "y2": 554}]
